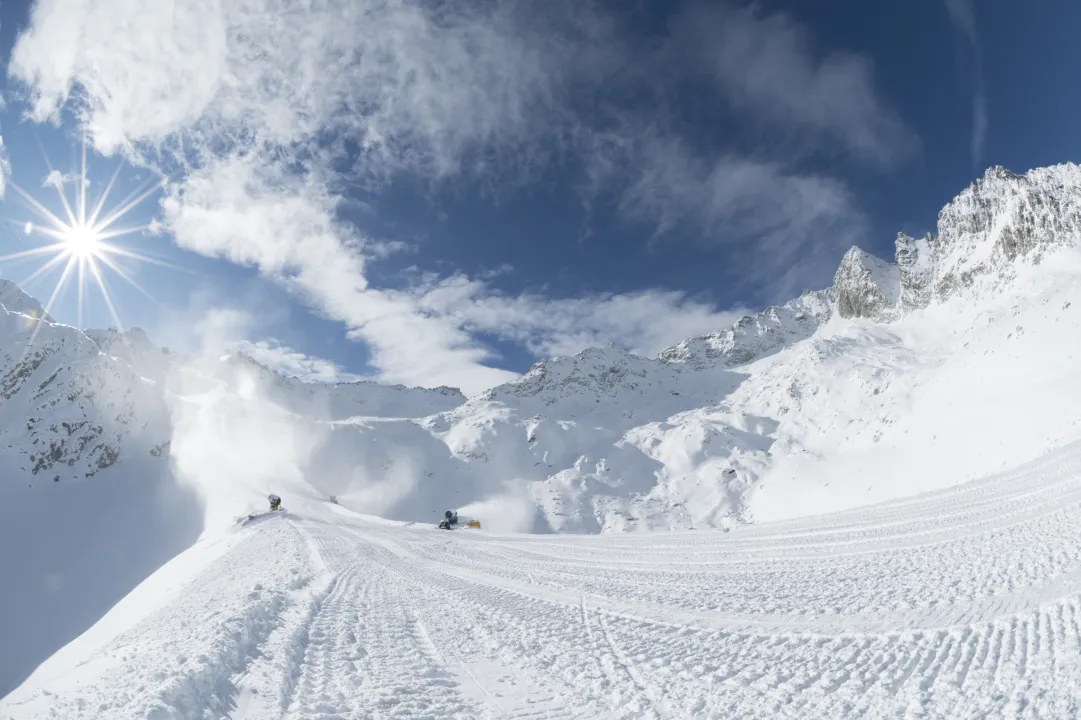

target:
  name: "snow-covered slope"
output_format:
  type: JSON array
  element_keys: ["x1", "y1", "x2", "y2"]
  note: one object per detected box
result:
[
  {"x1": 0, "y1": 295, "x2": 199, "y2": 698},
  {"x1": 0, "y1": 297, "x2": 470, "y2": 696},
  {"x1": 299, "y1": 165, "x2": 1081, "y2": 532},
  {"x1": 221, "y1": 352, "x2": 465, "y2": 420},
  {"x1": 7, "y1": 442, "x2": 1081, "y2": 718},
  {"x1": 7, "y1": 162, "x2": 1081, "y2": 703},
  {"x1": 396, "y1": 162, "x2": 1081, "y2": 531},
  {"x1": 0, "y1": 279, "x2": 51, "y2": 322}
]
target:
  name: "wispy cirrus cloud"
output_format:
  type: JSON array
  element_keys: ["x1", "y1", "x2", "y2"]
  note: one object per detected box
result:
[
  {"x1": 944, "y1": 0, "x2": 987, "y2": 165},
  {"x1": 10, "y1": 0, "x2": 614, "y2": 181},
  {"x1": 8, "y1": 0, "x2": 913, "y2": 392},
  {"x1": 41, "y1": 169, "x2": 77, "y2": 189},
  {"x1": 608, "y1": 133, "x2": 862, "y2": 292},
  {"x1": 669, "y1": 3, "x2": 919, "y2": 169}
]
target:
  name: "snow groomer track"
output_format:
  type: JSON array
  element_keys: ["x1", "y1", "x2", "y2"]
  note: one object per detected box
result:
[{"x1": 8, "y1": 441, "x2": 1081, "y2": 719}]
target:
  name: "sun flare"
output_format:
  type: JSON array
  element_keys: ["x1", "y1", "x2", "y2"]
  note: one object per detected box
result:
[
  {"x1": 0, "y1": 136, "x2": 174, "y2": 339},
  {"x1": 61, "y1": 223, "x2": 104, "y2": 259}
]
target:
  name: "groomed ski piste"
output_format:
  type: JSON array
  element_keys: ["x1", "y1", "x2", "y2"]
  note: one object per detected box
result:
[{"x1": 6, "y1": 440, "x2": 1081, "y2": 719}]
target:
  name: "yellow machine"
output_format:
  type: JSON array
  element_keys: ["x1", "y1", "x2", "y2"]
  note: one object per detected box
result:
[{"x1": 465, "y1": 520, "x2": 481, "y2": 529}]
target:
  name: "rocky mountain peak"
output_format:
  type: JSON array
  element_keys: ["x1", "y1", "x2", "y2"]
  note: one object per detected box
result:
[
  {"x1": 658, "y1": 290, "x2": 831, "y2": 369},
  {"x1": 483, "y1": 345, "x2": 641, "y2": 403},
  {"x1": 931, "y1": 162, "x2": 1081, "y2": 301},
  {"x1": 655, "y1": 164, "x2": 1081, "y2": 372},
  {"x1": 822, "y1": 163, "x2": 1081, "y2": 324},
  {"x1": 0, "y1": 279, "x2": 52, "y2": 322},
  {"x1": 830, "y1": 246, "x2": 900, "y2": 320}
]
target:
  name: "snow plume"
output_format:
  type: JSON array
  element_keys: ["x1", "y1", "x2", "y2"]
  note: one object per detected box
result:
[
  {"x1": 293, "y1": 413, "x2": 548, "y2": 531},
  {"x1": 296, "y1": 418, "x2": 438, "y2": 524},
  {"x1": 165, "y1": 309, "x2": 323, "y2": 531},
  {"x1": 325, "y1": 448, "x2": 424, "y2": 519},
  {"x1": 457, "y1": 481, "x2": 546, "y2": 533},
  {"x1": 235, "y1": 339, "x2": 359, "y2": 384}
]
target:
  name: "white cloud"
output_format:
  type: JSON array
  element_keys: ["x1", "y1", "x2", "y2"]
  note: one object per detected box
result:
[
  {"x1": 192, "y1": 307, "x2": 252, "y2": 350},
  {"x1": 159, "y1": 152, "x2": 745, "y2": 392},
  {"x1": 611, "y1": 135, "x2": 861, "y2": 295},
  {"x1": 220, "y1": 268, "x2": 749, "y2": 391},
  {"x1": 160, "y1": 151, "x2": 517, "y2": 394},
  {"x1": 41, "y1": 169, "x2": 84, "y2": 189},
  {"x1": 944, "y1": 0, "x2": 986, "y2": 165},
  {"x1": 7, "y1": 0, "x2": 906, "y2": 393},
  {"x1": 415, "y1": 275, "x2": 749, "y2": 360},
  {"x1": 42, "y1": 169, "x2": 65, "y2": 189},
  {"x1": 671, "y1": 3, "x2": 918, "y2": 169},
  {"x1": 173, "y1": 304, "x2": 350, "y2": 384},
  {"x1": 9, "y1": 0, "x2": 608, "y2": 180}
]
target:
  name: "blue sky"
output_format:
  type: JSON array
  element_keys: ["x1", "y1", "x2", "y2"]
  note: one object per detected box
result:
[{"x1": 0, "y1": 0, "x2": 1077, "y2": 394}]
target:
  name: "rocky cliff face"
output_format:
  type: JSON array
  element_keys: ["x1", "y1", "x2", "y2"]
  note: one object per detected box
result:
[
  {"x1": 0, "y1": 312, "x2": 164, "y2": 483},
  {"x1": 829, "y1": 163, "x2": 1081, "y2": 321},
  {"x1": 895, "y1": 232, "x2": 934, "y2": 311},
  {"x1": 831, "y1": 247, "x2": 901, "y2": 320},
  {"x1": 930, "y1": 164, "x2": 1081, "y2": 300}
]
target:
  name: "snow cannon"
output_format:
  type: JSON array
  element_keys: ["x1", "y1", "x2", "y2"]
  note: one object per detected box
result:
[
  {"x1": 438, "y1": 519, "x2": 480, "y2": 530},
  {"x1": 437, "y1": 510, "x2": 480, "y2": 529}
]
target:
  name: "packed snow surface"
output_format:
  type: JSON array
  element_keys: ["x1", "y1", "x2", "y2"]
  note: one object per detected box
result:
[{"x1": 6, "y1": 442, "x2": 1081, "y2": 719}]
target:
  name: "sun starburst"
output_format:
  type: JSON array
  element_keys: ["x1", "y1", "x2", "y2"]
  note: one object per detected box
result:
[
  {"x1": 0, "y1": 135, "x2": 176, "y2": 342},
  {"x1": 60, "y1": 223, "x2": 103, "y2": 259}
]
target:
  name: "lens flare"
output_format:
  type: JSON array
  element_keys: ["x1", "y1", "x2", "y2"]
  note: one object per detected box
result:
[
  {"x1": 0, "y1": 135, "x2": 176, "y2": 341},
  {"x1": 62, "y1": 224, "x2": 103, "y2": 259}
]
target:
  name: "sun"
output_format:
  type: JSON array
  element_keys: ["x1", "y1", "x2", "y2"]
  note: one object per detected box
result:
[
  {"x1": 0, "y1": 135, "x2": 175, "y2": 339},
  {"x1": 62, "y1": 223, "x2": 104, "y2": 259}
]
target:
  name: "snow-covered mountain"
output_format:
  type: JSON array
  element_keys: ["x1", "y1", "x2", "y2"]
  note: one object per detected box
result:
[
  {"x1": 219, "y1": 351, "x2": 465, "y2": 421},
  {"x1": 304, "y1": 163, "x2": 1081, "y2": 532},
  {"x1": 0, "y1": 293, "x2": 471, "y2": 697},
  {"x1": 6, "y1": 162, "x2": 1081, "y2": 700}
]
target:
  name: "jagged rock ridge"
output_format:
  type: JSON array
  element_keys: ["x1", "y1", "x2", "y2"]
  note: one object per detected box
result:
[{"x1": 657, "y1": 163, "x2": 1081, "y2": 344}]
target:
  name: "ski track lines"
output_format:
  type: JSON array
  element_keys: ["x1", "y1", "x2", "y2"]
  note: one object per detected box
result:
[{"x1": 11, "y1": 444, "x2": 1081, "y2": 717}]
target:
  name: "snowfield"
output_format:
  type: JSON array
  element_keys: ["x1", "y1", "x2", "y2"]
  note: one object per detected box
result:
[{"x1": 6, "y1": 440, "x2": 1081, "y2": 719}]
